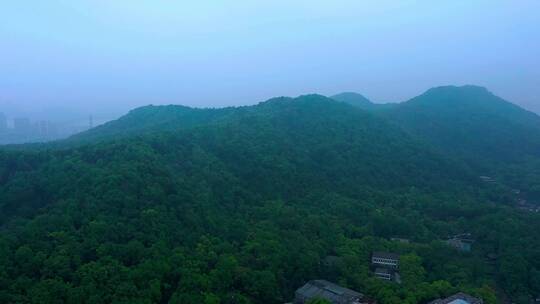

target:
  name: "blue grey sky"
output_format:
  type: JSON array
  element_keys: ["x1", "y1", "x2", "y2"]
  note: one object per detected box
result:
[{"x1": 1, "y1": 1, "x2": 539, "y2": 119}]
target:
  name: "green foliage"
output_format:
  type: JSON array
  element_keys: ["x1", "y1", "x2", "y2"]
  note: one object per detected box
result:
[
  {"x1": 381, "y1": 85, "x2": 540, "y2": 200},
  {"x1": 400, "y1": 254, "x2": 426, "y2": 288},
  {"x1": 306, "y1": 298, "x2": 331, "y2": 304},
  {"x1": 0, "y1": 94, "x2": 538, "y2": 303}
]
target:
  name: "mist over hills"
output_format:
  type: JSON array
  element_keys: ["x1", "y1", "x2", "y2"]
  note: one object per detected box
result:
[
  {"x1": 0, "y1": 102, "x2": 118, "y2": 145},
  {"x1": 336, "y1": 85, "x2": 540, "y2": 200},
  {"x1": 329, "y1": 92, "x2": 376, "y2": 110},
  {"x1": 69, "y1": 85, "x2": 540, "y2": 200},
  {"x1": 385, "y1": 86, "x2": 540, "y2": 165},
  {"x1": 1, "y1": 85, "x2": 540, "y2": 303}
]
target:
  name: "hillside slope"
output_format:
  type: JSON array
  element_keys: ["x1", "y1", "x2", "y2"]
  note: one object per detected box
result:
[
  {"x1": 1, "y1": 95, "x2": 471, "y2": 220},
  {"x1": 69, "y1": 104, "x2": 238, "y2": 143},
  {"x1": 331, "y1": 92, "x2": 397, "y2": 111},
  {"x1": 1, "y1": 94, "x2": 539, "y2": 303},
  {"x1": 381, "y1": 85, "x2": 540, "y2": 198},
  {"x1": 384, "y1": 86, "x2": 540, "y2": 161},
  {"x1": 330, "y1": 92, "x2": 375, "y2": 110}
]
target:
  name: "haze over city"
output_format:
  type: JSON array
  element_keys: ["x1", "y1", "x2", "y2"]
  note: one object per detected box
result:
[
  {"x1": 4, "y1": 2, "x2": 540, "y2": 304},
  {"x1": 1, "y1": 0, "x2": 539, "y2": 123}
]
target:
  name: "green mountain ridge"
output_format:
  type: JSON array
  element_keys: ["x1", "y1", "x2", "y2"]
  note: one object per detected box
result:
[
  {"x1": 330, "y1": 92, "x2": 375, "y2": 110},
  {"x1": 2, "y1": 95, "x2": 472, "y2": 218},
  {"x1": 69, "y1": 104, "x2": 238, "y2": 143},
  {"x1": 330, "y1": 92, "x2": 398, "y2": 111},
  {"x1": 1, "y1": 89, "x2": 540, "y2": 304},
  {"x1": 386, "y1": 85, "x2": 540, "y2": 161},
  {"x1": 338, "y1": 85, "x2": 540, "y2": 199}
]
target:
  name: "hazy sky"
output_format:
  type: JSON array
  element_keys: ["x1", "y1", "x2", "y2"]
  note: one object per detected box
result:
[{"x1": 1, "y1": 1, "x2": 539, "y2": 120}]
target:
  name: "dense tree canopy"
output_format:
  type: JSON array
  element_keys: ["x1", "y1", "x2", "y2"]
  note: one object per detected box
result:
[{"x1": 1, "y1": 93, "x2": 540, "y2": 303}]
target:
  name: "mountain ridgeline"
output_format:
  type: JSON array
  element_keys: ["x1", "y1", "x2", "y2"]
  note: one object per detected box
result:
[
  {"x1": 329, "y1": 92, "x2": 377, "y2": 110},
  {"x1": 333, "y1": 85, "x2": 540, "y2": 200},
  {"x1": 1, "y1": 87, "x2": 540, "y2": 304}
]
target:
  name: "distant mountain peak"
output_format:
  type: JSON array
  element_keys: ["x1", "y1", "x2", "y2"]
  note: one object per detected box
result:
[
  {"x1": 332, "y1": 92, "x2": 371, "y2": 100},
  {"x1": 423, "y1": 85, "x2": 492, "y2": 96},
  {"x1": 402, "y1": 85, "x2": 506, "y2": 110},
  {"x1": 386, "y1": 84, "x2": 540, "y2": 165},
  {"x1": 257, "y1": 94, "x2": 332, "y2": 108},
  {"x1": 330, "y1": 92, "x2": 374, "y2": 110}
]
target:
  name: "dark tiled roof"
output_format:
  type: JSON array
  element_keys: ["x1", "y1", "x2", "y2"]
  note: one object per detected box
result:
[
  {"x1": 296, "y1": 280, "x2": 364, "y2": 304},
  {"x1": 372, "y1": 252, "x2": 400, "y2": 260}
]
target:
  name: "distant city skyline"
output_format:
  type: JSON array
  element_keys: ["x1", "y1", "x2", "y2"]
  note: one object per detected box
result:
[
  {"x1": 0, "y1": 101, "x2": 113, "y2": 128},
  {"x1": 0, "y1": 110, "x2": 96, "y2": 144},
  {"x1": 1, "y1": 83, "x2": 538, "y2": 125}
]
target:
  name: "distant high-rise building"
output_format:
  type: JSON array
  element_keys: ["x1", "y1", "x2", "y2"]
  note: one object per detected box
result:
[
  {"x1": 38, "y1": 121, "x2": 48, "y2": 138},
  {"x1": 14, "y1": 118, "x2": 32, "y2": 135},
  {"x1": 0, "y1": 112, "x2": 7, "y2": 132},
  {"x1": 89, "y1": 115, "x2": 94, "y2": 129},
  {"x1": 36, "y1": 120, "x2": 58, "y2": 139}
]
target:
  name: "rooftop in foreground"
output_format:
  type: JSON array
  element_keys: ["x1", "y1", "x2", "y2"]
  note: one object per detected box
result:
[
  {"x1": 295, "y1": 280, "x2": 367, "y2": 304},
  {"x1": 428, "y1": 292, "x2": 483, "y2": 304}
]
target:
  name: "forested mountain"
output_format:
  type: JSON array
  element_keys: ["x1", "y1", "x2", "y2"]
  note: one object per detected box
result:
[
  {"x1": 69, "y1": 105, "x2": 238, "y2": 143},
  {"x1": 330, "y1": 93, "x2": 376, "y2": 110},
  {"x1": 330, "y1": 92, "x2": 397, "y2": 112},
  {"x1": 338, "y1": 86, "x2": 540, "y2": 200},
  {"x1": 383, "y1": 85, "x2": 540, "y2": 162},
  {"x1": 383, "y1": 86, "x2": 540, "y2": 200},
  {"x1": 1, "y1": 93, "x2": 540, "y2": 304}
]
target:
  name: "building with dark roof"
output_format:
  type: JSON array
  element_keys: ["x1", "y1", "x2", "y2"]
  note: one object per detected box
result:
[
  {"x1": 374, "y1": 267, "x2": 392, "y2": 281},
  {"x1": 371, "y1": 252, "x2": 400, "y2": 283},
  {"x1": 371, "y1": 252, "x2": 399, "y2": 269},
  {"x1": 428, "y1": 292, "x2": 483, "y2": 304},
  {"x1": 479, "y1": 176, "x2": 495, "y2": 183},
  {"x1": 294, "y1": 280, "x2": 370, "y2": 304},
  {"x1": 446, "y1": 234, "x2": 474, "y2": 252},
  {"x1": 390, "y1": 237, "x2": 410, "y2": 244}
]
